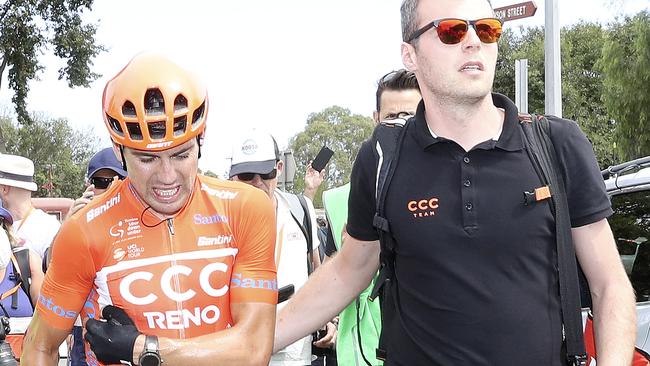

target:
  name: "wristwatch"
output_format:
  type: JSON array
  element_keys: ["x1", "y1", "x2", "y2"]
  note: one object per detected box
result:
[{"x1": 138, "y1": 335, "x2": 162, "y2": 366}]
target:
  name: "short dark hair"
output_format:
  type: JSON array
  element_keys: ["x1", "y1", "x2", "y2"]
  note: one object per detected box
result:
[{"x1": 375, "y1": 69, "x2": 420, "y2": 112}]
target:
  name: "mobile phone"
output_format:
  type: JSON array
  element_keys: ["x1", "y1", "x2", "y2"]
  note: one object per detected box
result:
[
  {"x1": 311, "y1": 146, "x2": 334, "y2": 172},
  {"x1": 278, "y1": 284, "x2": 295, "y2": 303}
]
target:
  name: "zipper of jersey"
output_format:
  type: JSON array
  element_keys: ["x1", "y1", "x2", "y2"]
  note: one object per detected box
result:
[{"x1": 167, "y1": 217, "x2": 186, "y2": 338}]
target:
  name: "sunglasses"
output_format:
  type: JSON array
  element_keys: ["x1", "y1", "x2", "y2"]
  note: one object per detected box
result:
[
  {"x1": 90, "y1": 177, "x2": 117, "y2": 190},
  {"x1": 407, "y1": 17, "x2": 503, "y2": 45},
  {"x1": 236, "y1": 169, "x2": 278, "y2": 181}
]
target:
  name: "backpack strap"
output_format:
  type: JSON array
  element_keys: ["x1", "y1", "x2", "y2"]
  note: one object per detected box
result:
[
  {"x1": 367, "y1": 117, "x2": 411, "y2": 362},
  {"x1": 286, "y1": 193, "x2": 315, "y2": 275},
  {"x1": 519, "y1": 113, "x2": 587, "y2": 366},
  {"x1": 5, "y1": 248, "x2": 33, "y2": 310}
]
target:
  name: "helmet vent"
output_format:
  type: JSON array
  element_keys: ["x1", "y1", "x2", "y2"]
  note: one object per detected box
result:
[
  {"x1": 122, "y1": 101, "x2": 137, "y2": 118},
  {"x1": 173, "y1": 116, "x2": 187, "y2": 137},
  {"x1": 191, "y1": 101, "x2": 206, "y2": 127},
  {"x1": 148, "y1": 121, "x2": 166, "y2": 140},
  {"x1": 144, "y1": 88, "x2": 165, "y2": 116},
  {"x1": 106, "y1": 114, "x2": 124, "y2": 136},
  {"x1": 126, "y1": 122, "x2": 144, "y2": 141},
  {"x1": 174, "y1": 95, "x2": 188, "y2": 112}
]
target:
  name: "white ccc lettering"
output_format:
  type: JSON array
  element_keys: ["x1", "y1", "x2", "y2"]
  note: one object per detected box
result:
[{"x1": 120, "y1": 264, "x2": 229, "y2": 306}]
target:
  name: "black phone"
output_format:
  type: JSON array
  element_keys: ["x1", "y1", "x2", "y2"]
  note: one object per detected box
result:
[
  {"x1": 311, "y1": 146, "x2": 334, "y2": 172},
  {"x1": 278, "y1": 284, "x2": 295, "y2": 303}
]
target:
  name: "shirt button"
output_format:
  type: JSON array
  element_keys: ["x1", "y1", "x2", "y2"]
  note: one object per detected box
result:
[
  {"x1": 465, "y1": 202, "x2": 473, "y2": 211},
  {"x1": 463, "y1": 157, "x2": 470, "y2": 164},
  {"x1": 463, "y1": 179, "x2": 471, "y2": 187}
]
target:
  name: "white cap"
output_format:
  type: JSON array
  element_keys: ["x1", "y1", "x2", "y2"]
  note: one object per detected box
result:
[{"x1": 229, "y1": 130, "x2": 279, "y2": 178}]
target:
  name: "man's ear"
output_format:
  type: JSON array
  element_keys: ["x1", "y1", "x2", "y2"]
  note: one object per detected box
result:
[
  {"x1": 373, "y1": 110, "x2": 380, "y2": 124},
  {"x1": 276, "y1": 160, "x2": 284, "y2": 176},
  {"x1": 401, "y1": 42, "x2": 418, "y2": 72}
]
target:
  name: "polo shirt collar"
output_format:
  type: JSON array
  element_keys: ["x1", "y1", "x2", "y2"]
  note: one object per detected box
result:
[{"x1": 411, "y1": 92, "x2": 524, "y2": 152}]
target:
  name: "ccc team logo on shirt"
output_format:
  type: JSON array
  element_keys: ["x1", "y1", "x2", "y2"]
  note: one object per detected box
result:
[{"x1": 406, "y1": 196, "x2": 440, "y2": 218}]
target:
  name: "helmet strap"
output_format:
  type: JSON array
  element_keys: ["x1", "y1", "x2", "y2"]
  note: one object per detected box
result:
[{"x1": 119, "y1": 145, "x2": 128, "y2": 172}]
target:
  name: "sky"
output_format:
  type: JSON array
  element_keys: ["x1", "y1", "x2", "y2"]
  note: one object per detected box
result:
[{"x1": 0, "y1": 0, "x2": 648, "y2": 175}]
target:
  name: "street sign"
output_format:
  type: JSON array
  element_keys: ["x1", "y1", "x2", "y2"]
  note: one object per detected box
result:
[{"x1": 494, "y1": 1, "x2": 538, "y2": 22}]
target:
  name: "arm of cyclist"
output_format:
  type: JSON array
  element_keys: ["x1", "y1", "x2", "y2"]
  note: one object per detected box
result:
[
  {"x1": 127, "y1": 302, "x2": 275, "y2": 365},
  {"x1": 21, "y1": 311, "x2": 73, "y2": 365},
  {"x1": 274, "y1": 231, "x2": 379, "y2": 352},
  {"x1": 573, "y1": 218, "x2": 636, "y2": 366}
]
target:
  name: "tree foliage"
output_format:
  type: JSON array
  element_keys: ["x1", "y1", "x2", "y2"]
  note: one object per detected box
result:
[
  {"x1": 0, "y1": 0, "x2": 104, "y2": 125},
  {"x1": 598, "y1": 11, "x2": 650, "y2": 160},
  {"x1": 288, "y1": 106, "x2": 374, "y2": 207},
  {"x1": 493, "y1": 22, "x2": 619, "y2": 167},
  {"x1": 0, "y1": 114, "x2": 99, "y2": 198}
]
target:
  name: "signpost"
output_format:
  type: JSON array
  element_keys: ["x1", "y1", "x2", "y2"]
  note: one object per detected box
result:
[
  {"x1": 494, "y1": 1, "x2": 537, "y2": 22},
  {"x1": 495, "y1": 0, "x2": 561, "y2": 117}
]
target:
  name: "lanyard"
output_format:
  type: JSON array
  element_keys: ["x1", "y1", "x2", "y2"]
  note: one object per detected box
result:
[{"x1": 16, "y1": 207, "x2": 34, "y2": 232}]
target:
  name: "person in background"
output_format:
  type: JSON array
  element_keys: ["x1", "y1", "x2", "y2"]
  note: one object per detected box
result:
[
  {"x1": 321, "y1": 69, "x2": 421, "y2": 366},
  {"x1": 230, "y1": 130, "x2": 333, "y2": 366},
  {"x1": 67, "y1": 147, "x2": 128, "y2": 218},
  {"x1": 0, "y1": 200, "x2": 44, "y2": 359},
  {"x1": 0, "y1": 154, "x2": 60, "y2": 260}
]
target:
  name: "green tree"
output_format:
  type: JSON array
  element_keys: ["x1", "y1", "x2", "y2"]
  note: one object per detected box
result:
[
  {"x1": 494, "y1": 23, "x2": 619, "y2": 167},
  {"x1": 288, "y1": 106, "x2": 374, "y2": 207},
  {"x1": 0, "y1": 113, "x2": 99, "y2": 198},
  {"x1": 0, "y1": 0, "x2": 104, "y2": 125},
  {"x1": 599, "y1": 11, "x2": 650, "y2": 160}
]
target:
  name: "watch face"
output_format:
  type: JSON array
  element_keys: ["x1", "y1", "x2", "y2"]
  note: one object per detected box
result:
[{"x1": 140, "y1": 353, "x2": 161, "y2": 366}]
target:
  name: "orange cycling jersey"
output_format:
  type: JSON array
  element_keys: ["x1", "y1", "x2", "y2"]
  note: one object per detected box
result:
[{"x1": 37, "y1": 176, "x2": 277, "y2": 364}]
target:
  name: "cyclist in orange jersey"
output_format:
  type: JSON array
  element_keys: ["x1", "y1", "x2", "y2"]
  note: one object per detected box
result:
[{"x1": 21, "y1": 53, "x2": 278, "y2": 366}]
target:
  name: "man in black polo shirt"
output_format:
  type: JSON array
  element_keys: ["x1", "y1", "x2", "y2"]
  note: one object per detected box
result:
[{"x1": 274, "y1": 0, "x2": 637, "y2": 364}]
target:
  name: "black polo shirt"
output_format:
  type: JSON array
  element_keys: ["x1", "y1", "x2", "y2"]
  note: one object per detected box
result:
[{"x1": 347, "y1": 93, "x2": 612, "y2": 366}]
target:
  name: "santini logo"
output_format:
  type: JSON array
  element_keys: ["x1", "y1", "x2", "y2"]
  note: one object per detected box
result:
[
  {"x1": 201, "y1": 184, "x2": 239, "y2": 199},
  {"x1": 194, "y1": 214, "x2": 229, "y2": 225},
  {"x1": 87, "y1": 193, "x2": 121, "y2": 222},
  {"x1": 197, "y1": 235, "x2": 233, "y2": 246},
  {"x1": 407, "y1": 197, "x2": 439, "y2": 218},
  {"x1": 231, "y1": 273, "x2": 277, "y2": 291}
]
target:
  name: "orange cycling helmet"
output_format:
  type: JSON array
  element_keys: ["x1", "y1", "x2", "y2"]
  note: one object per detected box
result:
[{"x1": 102, "y1": 53, "x2": 208, "y2": 151}]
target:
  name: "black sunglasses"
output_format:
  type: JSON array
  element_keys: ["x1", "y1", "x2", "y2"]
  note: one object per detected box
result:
[
  {"x1": 236, "y1": 169, "x2": 278, "y2": 181},
  {"x1": 90, "y1": 177, "x2": 120, "y2": 190}
]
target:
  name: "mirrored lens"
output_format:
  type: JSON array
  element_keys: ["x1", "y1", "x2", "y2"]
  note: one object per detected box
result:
[
  {"x1": 474, "y1": 18, "x2": 502, "y2": 43},
  {"x1": 437, "y1": 19, "x2": 469, "y2": 44}
]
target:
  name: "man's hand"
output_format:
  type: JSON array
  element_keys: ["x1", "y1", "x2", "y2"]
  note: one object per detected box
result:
[
  {"x1": 84, "y1": 305, "x2": 141, "y2": 364},
  {"x1": 303, "y1": 164, "x2": 325, "y2": 201},
  {"x1": 312, "y1": 321, "x2": 337, "y2": 349},
  {"x1": 67, "y1": 185, "x2": 95, "y2": 219}
]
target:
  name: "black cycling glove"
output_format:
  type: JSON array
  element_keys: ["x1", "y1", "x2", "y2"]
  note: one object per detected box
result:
[{"x1": 84, "y1": 305, "x2": 141, "y2": 364}]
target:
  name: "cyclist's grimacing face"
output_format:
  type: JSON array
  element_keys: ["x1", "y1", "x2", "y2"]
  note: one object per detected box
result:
[{"x1": 123, "y1": 139, "x2": 199, "y2": 216}]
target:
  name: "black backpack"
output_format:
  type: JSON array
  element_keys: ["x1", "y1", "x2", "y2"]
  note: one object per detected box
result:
[{"x1": 368, "y1": 114, "x2": 587, "y2": 366}]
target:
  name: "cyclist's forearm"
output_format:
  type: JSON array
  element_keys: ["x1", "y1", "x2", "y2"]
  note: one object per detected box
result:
[{"x1": 132, "y1": 327, "x2": 272, "y2": 366}]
